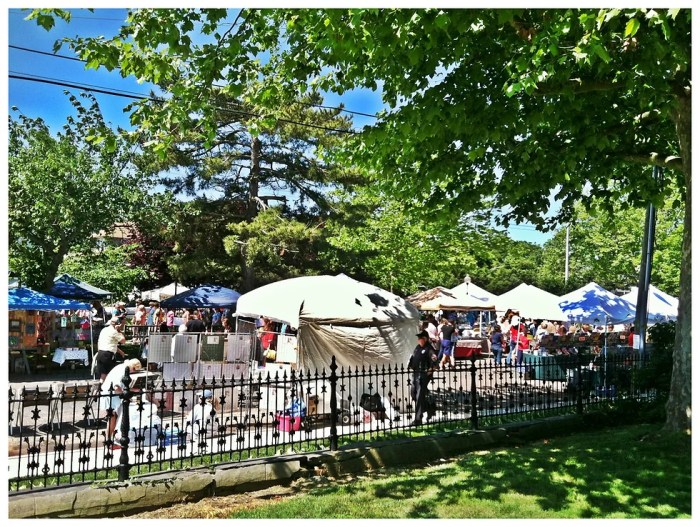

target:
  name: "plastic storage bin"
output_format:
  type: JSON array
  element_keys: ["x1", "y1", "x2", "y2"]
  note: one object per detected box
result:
[{"x1": 276, "y1": 413, "x2": 302, "y2": 432}]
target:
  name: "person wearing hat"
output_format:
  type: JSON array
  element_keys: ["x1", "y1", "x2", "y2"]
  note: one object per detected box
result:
[
  {"x1": 100, "y1": 358, "x2": 143, "y2": 449},
  {"x1": 407, "y1": 330, "x2": 438, "y2": 426},
  {"x1": 95, "y1": 316, "x2": 127, "y2": 381}
]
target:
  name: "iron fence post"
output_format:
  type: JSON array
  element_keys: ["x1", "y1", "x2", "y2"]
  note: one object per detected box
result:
[
  {"x1": 118, "y1": 365, "x2": 132, "y2": 482},
  {"x1": 329, "y1": 356, "x2": 338, "y2": 451},
  {"x1": 470, "y1": 358, "x2": 478, "y2": 429},
  {"x1": 576, "y1": 354, "x2": 583, "y2": 415}
]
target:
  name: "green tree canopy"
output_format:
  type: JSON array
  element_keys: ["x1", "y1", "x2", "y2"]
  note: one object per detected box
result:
[
  {"x1": 32, "y1": 7, "x2": 690, "y2": 431},
  {"x1": 538, "y1": 197, "x2": 683, "y2": 296},
  {"x1": 8, "y1": 94, "x2": 150, "y2": 291}
]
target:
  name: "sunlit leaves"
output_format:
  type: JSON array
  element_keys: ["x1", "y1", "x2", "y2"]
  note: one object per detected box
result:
[{"x1": 8, "y1": 95, "x2": 150, "y2": 290}]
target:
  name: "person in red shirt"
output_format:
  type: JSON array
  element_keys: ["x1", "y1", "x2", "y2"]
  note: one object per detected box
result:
[
  {"x1": 516, "y1": 331, "x2": 530, "y2": 369},
  {"x1": 258, "y1": 317, "x2": 277, "y2": 363}
]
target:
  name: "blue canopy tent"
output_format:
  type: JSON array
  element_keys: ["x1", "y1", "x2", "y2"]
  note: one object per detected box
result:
[
  {"x1": 160, "y1": 284, "x2": 241, "y2": 309},
  {"x1": 9, "y1": 287, "x2": 90, "y2": 311},
  {"x1": 558, "y1": 282, "x2": 636, "y2": 325},
  {"x1": 48, "y1": 273, "x2": 112, "y2": 300}
]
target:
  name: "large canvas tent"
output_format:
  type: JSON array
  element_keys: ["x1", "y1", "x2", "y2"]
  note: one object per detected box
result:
[
  {"x1": 236, "y1": 274, "x2": 421, "y2": 370},
  {"x1": 558, "y1": 282, "x2": 636, "y2": 324},
  {"x1": 160, "y1": 284, "x2": 240, "y2": 309},
  {"x1": 48, "y1": 273, "x2": 112, "y2": 300},
  {"x1": 139, "y1": 282, "x2": 190, "y2": 302},
  {"x1": 621, "y1": 285, "x2": 678, "y2": 322},
  {"x1": 496, "y1": 283, "x2": 568, "y2": 321},
  {"x1": 9, "y1": 287, "x2": 90, "y2": 311}
]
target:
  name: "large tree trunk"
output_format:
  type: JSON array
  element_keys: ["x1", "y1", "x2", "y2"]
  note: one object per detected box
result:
[
  {"x1": 40, "y1": 240, "x2": 69, "y2": 293},
  {"x1": 664, "y1": 92, "x2": 691, "y2": 433},
  {"x1": 241, "y1": 136, "x2": 262, "y2": 293}
]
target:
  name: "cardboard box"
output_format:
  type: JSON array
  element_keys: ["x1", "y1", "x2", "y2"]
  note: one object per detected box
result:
[{"x1": 307, "y1": 395, "x2": 319, "y2": 416}]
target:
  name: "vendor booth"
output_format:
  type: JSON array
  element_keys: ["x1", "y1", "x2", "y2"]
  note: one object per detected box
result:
[
  {"x1": 495, "y1": 283, "x2": 568, "y2": 322},
  {"x1": 558, "y1": 282, "x2": 636, "y2": 325},
  {"x1": 412, "y1": 286, "x2": 495, "y2": 360},
  {"x1": 8, "y1": 287, "x2": 91, "y2": 374},
  {"x1": 236, "y1": 274, "x2": 421, "y2": 370}
]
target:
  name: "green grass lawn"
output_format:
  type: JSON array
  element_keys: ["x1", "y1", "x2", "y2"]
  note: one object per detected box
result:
[{"x1": 231, "y1": 423, "x2": 691, "y2": 519}]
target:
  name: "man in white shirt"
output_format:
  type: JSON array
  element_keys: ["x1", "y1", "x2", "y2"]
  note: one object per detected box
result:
[
  {"x1": 95, "y1": 316, "x2": 126, "y2": 381},
  {"x1": 100, "y1": 358, "x2": 143, "y2": 449}
]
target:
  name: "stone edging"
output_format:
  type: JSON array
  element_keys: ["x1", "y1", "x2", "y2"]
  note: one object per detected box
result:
[{"x1": 9, "y1": 414, "x2": 586, "y2": 518}]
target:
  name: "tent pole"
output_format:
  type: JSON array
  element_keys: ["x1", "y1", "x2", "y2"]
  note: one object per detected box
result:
[{"x1": 89, "y1": 310, "x2": 96, "y2": 380}]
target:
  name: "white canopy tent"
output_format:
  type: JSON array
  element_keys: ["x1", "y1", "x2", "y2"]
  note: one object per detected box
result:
[
  {"x1": 448, "y1": 282, "x2": 495, "y2": 303},
  {"x1": 621, "y1": 285, "x2": 678, "y2": 322},
  {"x1": 495, "y1": 283, "x2": 568, "y2": 321},
  {"x1": 420, "y1": 290, "x2": 495, "y2": 312},
  {"x1": 235, "y1": 274, "x2": 421, "y2": 370},
  {"x1": 558, "y1": 282, "x2": 636, "y2": 325},
  {"x1": 139, "y1": 282, "x2": 190, "y2": 302},
  {"x1": 407, "y1": 286, "x2": 494, "y2": 312}
]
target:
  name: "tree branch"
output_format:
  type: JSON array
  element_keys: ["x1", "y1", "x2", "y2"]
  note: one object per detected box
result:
[
  {"x1": 621, "y1": 153, "x2": 683, "y2": 170},
  {"x1": 535, "y1": 78, "x2": 624, "y2": 96}
]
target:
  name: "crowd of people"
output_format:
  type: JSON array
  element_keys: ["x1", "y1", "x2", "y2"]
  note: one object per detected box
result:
[{"x1": 408, "y1": 309, "x2": 636, "y2": 425}]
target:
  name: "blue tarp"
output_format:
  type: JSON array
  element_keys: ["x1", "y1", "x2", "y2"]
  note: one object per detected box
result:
[
  {"x1": 558, "y1": 282, "x2": 636, "y2": 325},
  {"x1": 160, "y1": 284, "x2": 241, "y2": 309},
  {"x1": 48, "y1": 273, "x2": 112, "y2": 300},
  {"x1": 9, "y1": 287, "x2": 90, "y2": 311}
]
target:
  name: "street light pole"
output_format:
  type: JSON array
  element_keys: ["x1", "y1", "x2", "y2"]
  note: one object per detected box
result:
[{"x1": 634, "y1": 166, "x2": 661, "y2": 358}]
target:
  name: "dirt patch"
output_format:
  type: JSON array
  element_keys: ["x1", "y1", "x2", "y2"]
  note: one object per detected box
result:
[{"x1": 125, "y1": 493, "x2": 293, "y2": 519}]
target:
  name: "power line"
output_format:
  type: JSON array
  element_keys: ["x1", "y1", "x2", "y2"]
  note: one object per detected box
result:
[
  {"x1": 8, "y1": 9, "x2": 127, "y2": 22},
  {"x1": 9, "y1": 44, "x2": 380, "y2": 120},
  {"x1": 9, "y1": 72, "x2": 359, "y2": 135}
]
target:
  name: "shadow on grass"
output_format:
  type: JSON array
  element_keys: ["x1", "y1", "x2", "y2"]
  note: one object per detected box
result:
[{"x1": 306, "y1": 424, "x2": 690, "y2": 518}]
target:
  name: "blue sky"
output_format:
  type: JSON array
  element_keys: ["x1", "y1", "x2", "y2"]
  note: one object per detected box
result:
[{"x1": 5, "y1": 7, "x2": 553, "y2": 245}]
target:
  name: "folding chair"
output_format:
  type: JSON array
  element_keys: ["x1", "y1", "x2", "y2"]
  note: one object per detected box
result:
[{"x1": 12, "y1": 388, "x2": 60, "y2": 433}]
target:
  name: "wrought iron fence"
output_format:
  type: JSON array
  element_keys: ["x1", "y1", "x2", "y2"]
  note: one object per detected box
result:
[{"x1": 8, "y1": 348, "x2": 653, "y2": 491}]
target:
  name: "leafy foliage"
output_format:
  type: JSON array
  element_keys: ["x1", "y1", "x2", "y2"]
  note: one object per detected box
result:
[
  {"x1": 164, "y1": 198, "x2": 242, "y2": 288},
  {"x1": 223, "y1": 207, "x2": 324, "y2": 291},
  {"x1": 633, "y1": 321, "x2": 675, "y2": 401},
  {"x1": 538, "y1": 198, "x2": 683, "y2": 296},
  {"x1": 58, "y1": 243, "x2": 148, "y2": 300},
  {"x1": 8, "y1": 94, "x2": 148, "y2": 291}
]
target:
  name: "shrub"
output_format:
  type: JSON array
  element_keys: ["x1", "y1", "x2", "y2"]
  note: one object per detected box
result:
[{"x1": 633, "y1": 321, "x2": 675, "y2": 401}]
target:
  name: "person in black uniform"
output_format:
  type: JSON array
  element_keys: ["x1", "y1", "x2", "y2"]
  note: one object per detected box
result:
[{"x1": 408, "y1": 330, "x2": 438, "y2": 426}]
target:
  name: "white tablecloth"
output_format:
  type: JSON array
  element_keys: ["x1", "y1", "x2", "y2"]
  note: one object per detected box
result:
[{"x1": 52, "y1": 348, "x2": 89, "y2": 366}]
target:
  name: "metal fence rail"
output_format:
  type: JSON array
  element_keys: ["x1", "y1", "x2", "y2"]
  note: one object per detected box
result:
[{"x1": 8, "y1": 349, "x2": 652, "y2": 491}]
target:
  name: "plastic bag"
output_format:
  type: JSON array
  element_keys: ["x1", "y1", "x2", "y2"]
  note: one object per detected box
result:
[{"x1": 285, "y1": 396, "x2": 306, "y2": 417}]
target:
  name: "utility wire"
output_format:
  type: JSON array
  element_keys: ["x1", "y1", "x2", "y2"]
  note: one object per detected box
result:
[
  {"x1": 9, "y1": 72, "x2": 359, "y2": 135},
  {"x1": 9, "y1": 44, "x2": 380, "y2": 120}
]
